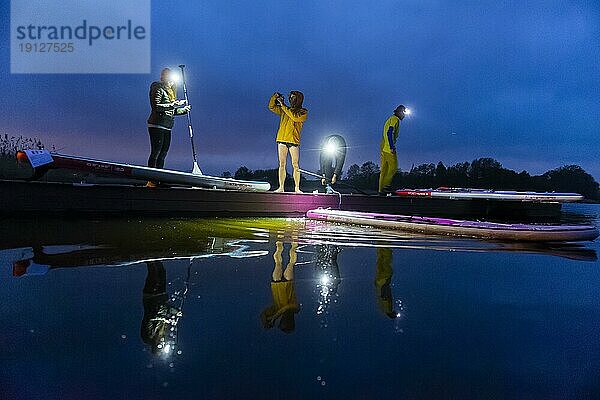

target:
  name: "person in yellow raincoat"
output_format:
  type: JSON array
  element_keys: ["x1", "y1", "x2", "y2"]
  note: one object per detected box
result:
[
  {"x1": 268, "y1": 91, "x2": 308, "y2": 193},
  {"x1": 378, "y1": 105, "x2": 407, "y2": 195},
  {"x1": 260, "y1": 239, "x2": 300, "y2": 333}
]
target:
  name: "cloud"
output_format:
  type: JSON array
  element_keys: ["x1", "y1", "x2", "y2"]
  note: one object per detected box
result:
[{"x1": 0, "y1": 0, "x2": 598, "y2": 181}]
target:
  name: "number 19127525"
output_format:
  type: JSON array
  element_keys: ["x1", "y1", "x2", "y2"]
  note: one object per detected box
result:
[{"x1": 19, "y1": 42, "x2": 74, "y2": 53}]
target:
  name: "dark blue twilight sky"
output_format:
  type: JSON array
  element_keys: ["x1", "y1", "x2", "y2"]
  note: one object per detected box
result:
[{"x1": 1, "y1": 1, "x2": 598, "y2": 179}]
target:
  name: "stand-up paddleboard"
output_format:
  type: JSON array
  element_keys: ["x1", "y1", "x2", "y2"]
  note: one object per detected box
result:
[
  {"x1": 394, "y1": 188, "x2": 584, "y2": 202},
  {"x1": 306, "y1": 208, "x2": 599, "y2": 242},
  {"x1": 16, "y1": 150, "x2": 270, "y2": 192}
]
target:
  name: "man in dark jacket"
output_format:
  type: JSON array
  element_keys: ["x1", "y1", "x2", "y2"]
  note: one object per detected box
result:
[
  {"x1": 319, "y1": 134, "x2": 347, "y2": 188},
  {"x1": 146, "y1": 68, "x2": 191, "y2": 186}
]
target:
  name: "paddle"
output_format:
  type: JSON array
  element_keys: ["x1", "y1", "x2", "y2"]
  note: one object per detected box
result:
[{"x1": 178, "y1": 64, "x2": 202, "y2": 175}]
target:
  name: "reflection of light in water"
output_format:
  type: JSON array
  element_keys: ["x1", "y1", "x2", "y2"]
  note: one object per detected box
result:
[
  {"x1": 313, "y1": 245, "x2": 341, "y2": 324},
  {"x1": 152, "y1": 307, "x2": 182, "y2": 360},
  {"x1": 394, "y1": 299, "x2": 405, "y2": 334},
  {"x1": 115, "y1": 240, "x2": 268, "y2": 267},
  {"x1": 299, "y1": 220, "x2": 597, "y2": 261},
  {"x1": 320, "y1": 274, "x2": 330, "y2": 285},
  {"x1": 315, "y1": 272, "x2": 338, "y2": 319}
]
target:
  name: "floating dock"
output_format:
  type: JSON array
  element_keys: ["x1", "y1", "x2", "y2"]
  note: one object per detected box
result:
[{"x1": 1, "y1": 180, "x2": 563, "y2": 220}]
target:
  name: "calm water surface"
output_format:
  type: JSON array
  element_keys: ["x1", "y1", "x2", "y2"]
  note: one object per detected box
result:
[{"x1": 1, "y1": 204, "x2": 599, "y2": 399}]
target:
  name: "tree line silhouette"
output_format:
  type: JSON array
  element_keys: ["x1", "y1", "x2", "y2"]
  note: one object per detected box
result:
[
  {"x1": 230, "y1": 157, "x2": 599, "y2": 200},
  {"x1": 1, "y1": 134, "x2": 598, "y2": 200}
]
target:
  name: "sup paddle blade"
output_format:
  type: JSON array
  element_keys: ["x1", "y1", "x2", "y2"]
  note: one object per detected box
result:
[{"x1": 192, "y1": 162, "x2": 202, "y2": 175}]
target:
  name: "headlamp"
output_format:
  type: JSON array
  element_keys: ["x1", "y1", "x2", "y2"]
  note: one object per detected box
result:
[
  {"x1": 169, "y1": 73, "x2": 181, "y2": 84},
  {"x1": 324, "y1": 141, "x2": 338, "y2": 155}
]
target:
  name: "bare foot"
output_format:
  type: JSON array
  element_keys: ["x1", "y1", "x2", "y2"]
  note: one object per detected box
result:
[
  {"x1": 274, "y1": 187, "x2": 284, "y2": 193},
  {"x1": 294, "y1": 188, "x2": 303, "y2": 194}
]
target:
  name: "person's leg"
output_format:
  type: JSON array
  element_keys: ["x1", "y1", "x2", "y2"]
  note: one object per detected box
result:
[
  {"x1": 276, "y1": 143, "x2": 288, "y2": 192},
  {"x1": 386, "y1": 154, "x2": 398, "y2": 192},
  {"x1": 379, "y1": 152, "x2": 398, "y2": 194},
  {"x1": 155, "y1": 130, "x2": 171, "y2": 169},
  {"x1": 375, "y1": 247, "x2": 396, "y2": 318},
  {"x1": 378, "y1": 152, "x2": 389, "y2": 193},
  {"x1": 272, "y1": 240, "x2": 284, "y2": 281},
  {"x1": 147, "y1": 128, "x2": 164, "y2": 168},
  {"x1": 321, "y1": 160, "x2": 334, "y2": 186},
  {"x1": 283, "y1": 240, "x2": 298, "y2": 281},
  {"x1": 143, "y1": 261, "x2": 166, "y2": 296},
  {"x1": 319, "y1": 154, "x2": 331, "y2": 186},
  {"x1": 289, "y1": 145, "x2": 302, "y2": 193}
]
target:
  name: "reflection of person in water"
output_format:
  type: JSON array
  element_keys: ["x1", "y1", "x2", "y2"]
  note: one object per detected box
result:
[
  {"x1": 141, "y1": 261, "x2": 183, "y2": 356},
  {"x1": 261, "y1": 240, "x2": 300, "y2": 333},
  {"x1": 375, "y1": 248, "x2": 399, "y2": 319},
  {"x1": 315, "y1": 244, "x2": 341, "y2": 317}
]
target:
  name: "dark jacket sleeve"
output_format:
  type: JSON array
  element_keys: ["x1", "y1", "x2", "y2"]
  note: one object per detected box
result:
[
  {"x1": 386, "y1": 126, "x2": 396, "y2": 151},
  {"x1": 150, "y1": 85, "x2": 174, "y2": 112}
]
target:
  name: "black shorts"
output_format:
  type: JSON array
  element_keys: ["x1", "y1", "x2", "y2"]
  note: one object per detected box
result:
[{"x1": 277, "y1": 141, "x2": 298, "y2": 148}]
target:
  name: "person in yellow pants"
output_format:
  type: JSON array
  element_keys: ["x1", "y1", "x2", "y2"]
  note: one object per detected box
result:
[
  {"x1": 374, "y1": 247, "x2": 398, "y2": 319},
  {"x1": 378, "y1": 105, "x2": 407, "y2": 195}
]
